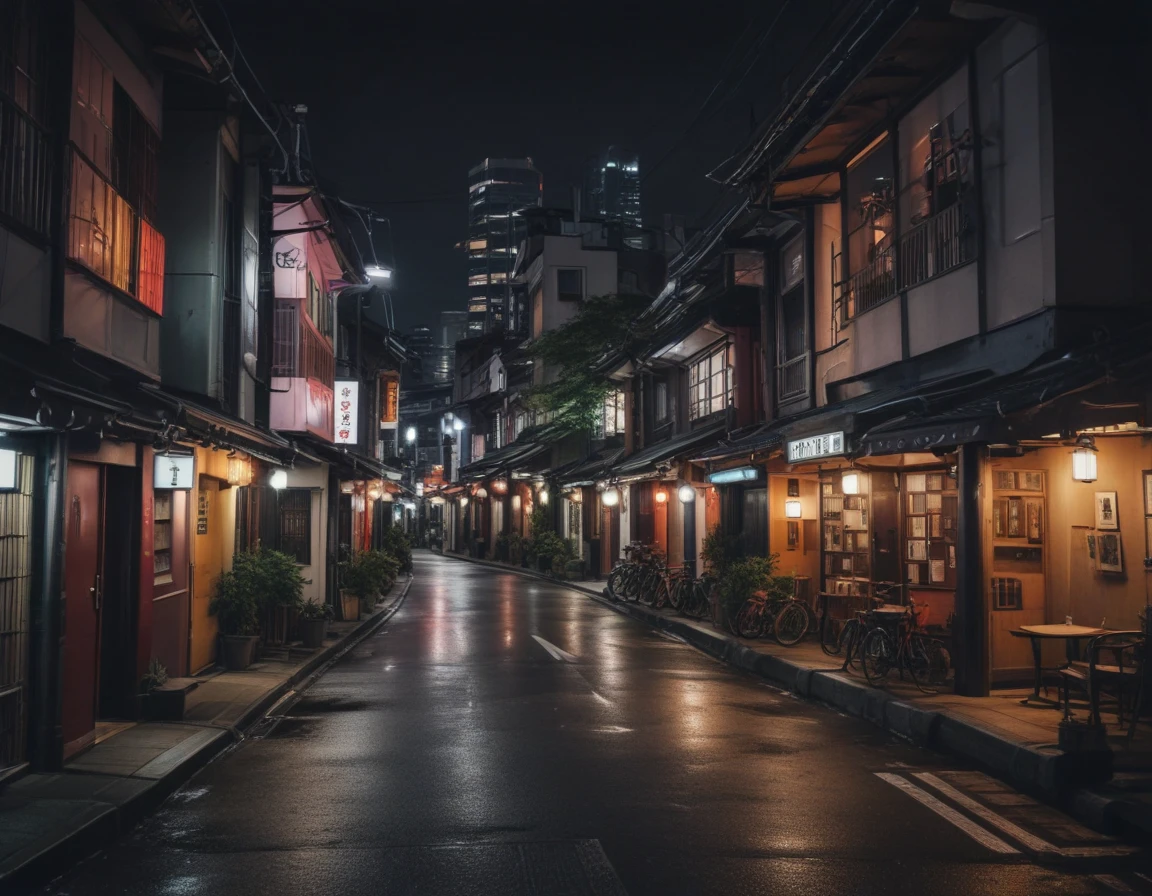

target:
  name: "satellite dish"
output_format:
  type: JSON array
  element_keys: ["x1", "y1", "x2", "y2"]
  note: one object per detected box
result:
[{"x1": 243, "y1": 352, "x2": 259, "y2": 380}]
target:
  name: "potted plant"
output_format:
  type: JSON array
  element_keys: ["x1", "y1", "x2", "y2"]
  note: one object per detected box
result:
[
  {"x1": 298, "y1": 599, "x2": 333, "y2": 648},
  {"x1": 340, "y1": 550, "x2": 391, "y2": 617},
  {"x1": 138, "y1": 659, "x2": 186, "y2": 721},
  {"x1": 380, "y1": 525, "x2": 413, "y2": 575},
  {"x1": 252, "y1": 548, "x2": 306, "y2": 646},
  {"x1": 210, "y1": 554, "x2": 261, "y2": 670}
]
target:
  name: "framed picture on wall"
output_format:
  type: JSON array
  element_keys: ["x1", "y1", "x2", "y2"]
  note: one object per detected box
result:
[
  {"x1": 1144, "y1": 471, "x2": 1152, "y2": 516},
  {"x1": 1095, "y1": 491, "x2": 1119, "y2": 531},
  {"x1": 1087, "y1": 533, "x2": 1097, "y2": 563},
  {"x1": 1097, "y1": 532, "x2": 1123, "y2": 574}
]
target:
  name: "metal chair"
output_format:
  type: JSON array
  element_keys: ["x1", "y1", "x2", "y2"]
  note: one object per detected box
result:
[{"x1": 1060, "y1": 631, "x2": 1144, "y2": 735}]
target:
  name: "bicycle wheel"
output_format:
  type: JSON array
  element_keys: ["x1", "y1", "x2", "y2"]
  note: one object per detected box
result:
[
  {"x1": 622, "y1": 566, "x2": 642, "y2": 601},
  {"x1": 651, "y1": 576, "x2": 670, "y2": 609},
  {"x1": 839, "y1": 619, "x2": 864, "y2": 670},
  {"x1": 861, "y1": 628, "x2": 893, "y2": 686},
  {"x1": 608, "y1": 566, "x2": 626, "y2": 598},
  {"x1": 908, "y1": 635, "x2": 949, "y2": 693},
  {"x1": 637, "y1": 570, "x2": 656, "y2": 605},
  {"x1": 667, "y1": 578, "x2": 686, "y2": 610},
  {"x1": 819, "y1": 614, "x2": 843, "y2": 656},
  {"x1": 685, "y1": 583, "x2": 709, "y2": 620},
  {"x1": 736, "y1": 601, "x2": 762, "y2": 638},
  {"x1": 773, "y1": 601, "x2": 809, "y2": 646}
]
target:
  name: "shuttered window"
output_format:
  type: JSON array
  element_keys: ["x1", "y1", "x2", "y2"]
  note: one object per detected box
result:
[{"x1": 277, "y1": 489, "x2": 311, "y2": 564}]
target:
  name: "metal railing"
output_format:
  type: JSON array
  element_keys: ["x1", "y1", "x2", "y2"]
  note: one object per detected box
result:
[
  {"x1": 899, "y1": 201, "x2": 972, "y2": 291},
  {"x1": 777, "y1": 354, "x2": 808, "y2": 403},
  {"x1": 271, "y1": 297, "x2": 334, "y2": 386},
  {"x1": 843, "y1": 242, "x2": 896, "y2": 321},
  {"x1": 0, "y1": 92, "x2": 51, "y2": 237}
]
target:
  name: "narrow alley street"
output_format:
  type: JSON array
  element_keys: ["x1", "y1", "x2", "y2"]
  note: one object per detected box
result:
[{"x1": 37, "y1": 553, "x2": 1152, "y2": 895}]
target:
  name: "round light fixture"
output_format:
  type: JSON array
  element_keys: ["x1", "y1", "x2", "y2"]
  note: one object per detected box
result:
[
  {"x1": 270, "y1": 469, "x2": 288, "y2": 490},
  {"x1": 602, "y1": 487, "x2": 620, "y2": 507},
  {"x1": 654, "y1": 489, "x2": 669, "y2": 505},
  {"x1": 678, "y1": 484, "x2": 696, "y2": 504}
]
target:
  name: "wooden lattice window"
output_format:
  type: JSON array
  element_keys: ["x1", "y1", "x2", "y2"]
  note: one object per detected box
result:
[
  {"x1": 277, "y1": 489, "x2": 311, "y2": 564},
  {"x1": 991, "y1": 577, "x2": 1023, "y2": 611}
]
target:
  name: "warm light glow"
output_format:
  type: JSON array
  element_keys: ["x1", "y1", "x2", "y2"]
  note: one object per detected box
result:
[
  {"x1": 678, "y1": 484, "x2": 696, "y2": 504},
  {"x1": 452, "y1": 418, "x2": 465, "y2": 431},
  {"x1": 785, "y1": 499, "x2": 802, "y2": 519},
  {"x1": 367, "y1": 481, "x2": 383, "y2": 500},
  {"x1": 654, "y1": 489, "x2": 668, "y2": 504},
  {"x1": 340, "y1": 481, "x2": 355, "y2": 495},
  {"x1": 567, "y1": 489, "x2": 582, "y2": 504},
  {"x1": 226, "y1": 454, "x2": 253, "y2": 487},
  {"x1": 270, "y1": 469, "x2": 288, "y2": 490},
  {"x1": 405, "y1": 426, "x2": 417, "y2": 443},
  {"x1": 378, "y1": 492, "x2": 393, "y2": 503},
  {"x1": 491, "y1": 479, "x2": 508, "y2": 494},
  {"x1": 841, "y1": 472, "x2": 860, "y2": 495},
  {"x1": 602, "y1": 487, "x2": 620, "y2": 507},
  {"x1": 366, "y1": 263, "x2": 393, "y2": 280},
  {"x1": 460, "y1": 496, "x2": 469, "y2": 507},
  {"x1": 1072, "y1": 448, "x2": 1098, "y2": 482},
  {"x1": 475, "y1": 487, "x2": 488, "y2": 499},
  {"x1": 539, "y1": 489, "x2": 549, "y2": 505}
]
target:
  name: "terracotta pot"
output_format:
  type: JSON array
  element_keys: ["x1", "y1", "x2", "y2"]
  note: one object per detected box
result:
[
  {"x1": 300, "y1": 618, "x2": 328, "y2": 649},
  {"x1": 222, "y1": 634, "x2": 259, "y2": 671},
  {"x1": 340, "y1": 589, "x2": 361, "y2": 622}
]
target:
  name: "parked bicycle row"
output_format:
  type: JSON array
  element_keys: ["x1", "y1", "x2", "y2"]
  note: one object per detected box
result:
[{"x1": 606, "y1": 543, "x2": 952, "y2": 692}]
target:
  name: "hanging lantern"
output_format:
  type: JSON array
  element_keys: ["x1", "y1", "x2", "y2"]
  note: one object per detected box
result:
[
  {"x1": 475, "y1": 487, "x2": 488, "y2": 499},
  {"x1": 227, "y1": 454, "x2": 253, "y2": 487},
  {"x1": 841, "y1": 471, "x2": 861, "y2": 495},
  {"x1": 367, "y1": 481, "x2": 384, "y2": 500},
  {"x1": 602, "y1": 487, "x2": 620, "y2": 507},
  {"x1": 678, "y1": 484, "x2": 696, "y2": 504},
  {"x1": 460, "y1": 496, "x2": 469, "y2": 508},
  {"x1": 654, "y1": 488, "x2": 669, "y2": 505},
  {"x1": 340, "y1": 481, "x2": 356, "y2": 495},
  {"x1": 1072, "y1": 447, "x2": 1097, "y2": 482},
  {"x1": 491, "y1": 479, "x2": 508, "y2": 495},
  {"x1": 539, "y1": 489, "x2": 549, "y2": 505},
  {"x1": 269, "y1": 469, "x2": 288, "y2": 490},
  {"x1": 785, "y1": 499, "x2": 802, "y2": 519}
]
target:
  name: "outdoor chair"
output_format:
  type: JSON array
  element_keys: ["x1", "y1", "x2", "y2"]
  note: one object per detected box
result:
[{"x1": 1059, "y1": 631, "x2": 1144, "y2": 738}]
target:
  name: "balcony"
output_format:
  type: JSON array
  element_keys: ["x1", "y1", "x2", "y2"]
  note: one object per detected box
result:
[
  {"x1": 898, "y1": 202, "x2": 974, "y2": 291},
  {"x1": 777, "y1": 354, "x2": 808, "y2": 404},
  {"x1": 0, "y1": 92, "x2": 51, "y2": 238},
  {"x1": 270, "y1": 297, "x2": 335, "y2": 440}
]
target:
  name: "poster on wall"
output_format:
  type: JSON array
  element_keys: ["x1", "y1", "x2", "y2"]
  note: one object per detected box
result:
[
  {"x1": 153, "y1": 454, "x2": 194, "y2": 489},
  {"x1": 1095, "y1": 491, "x2": 1119, "y2": 531},
  {"x1": 1097, "y1": 532, "x2": 1123, "y2": 574}
]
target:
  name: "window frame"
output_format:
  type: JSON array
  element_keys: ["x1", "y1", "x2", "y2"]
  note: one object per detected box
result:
[
  {"x1": 688, "y1": 344, "x2": 732, "y2": 422},
  {"x1": 276, "y1": 488, "x2": 312, "y2": 565},
  {"x1": 556, "y1": 267, "x2": 584, "y2": 302}
]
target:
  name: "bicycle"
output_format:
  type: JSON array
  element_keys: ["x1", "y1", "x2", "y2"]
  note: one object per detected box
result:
[
  {"x1": 606, "y1": 542, "x2": 653, "y2": 601},
  {"x1": 735, "y1": 590, "x2": 809, "y2": 645},
  {"x1": 669, "y1": 567, "x2": 714, "y2": 620},
  {"x1": 860, "y1": 599, "x2": 949, "y2": 693},
  {"x1": 819, "y1": 582, "x2": 900, "y2": 671}
]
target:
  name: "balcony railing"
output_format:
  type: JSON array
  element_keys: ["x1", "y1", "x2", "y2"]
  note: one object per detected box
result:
[
  {"x1": 843, "y1": 241, "x2": 896, "y2": 321},
  {"x1": 0, "y1": 92, "x2": 51, "y2": 237},
  {"x1": 777, "y1": 354, "x2": 808, "y2": 403},
  {"x1": 272, "y1": 297, "x2": 334, "y2": 386},
  {"x1": 898, "y1": 201, "x2": 973, "y2": 291}
]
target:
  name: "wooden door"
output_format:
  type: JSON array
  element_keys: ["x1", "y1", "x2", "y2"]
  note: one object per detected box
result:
[
  {"x1": 191, "y1": 479, "x2": 222, "y2": 674},
  {"x1": 62, "y1": 461, "x2": 103, "y2": 756}
]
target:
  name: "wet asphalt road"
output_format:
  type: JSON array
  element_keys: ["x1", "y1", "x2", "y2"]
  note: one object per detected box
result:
[{"x1": 40, "y1": 552, "x2": 1152, "y2": 895}]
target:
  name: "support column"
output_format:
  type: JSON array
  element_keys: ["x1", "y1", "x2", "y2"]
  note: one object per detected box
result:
[{"x1": 954, "y1": 443, "x2": 989, "y2": 696}]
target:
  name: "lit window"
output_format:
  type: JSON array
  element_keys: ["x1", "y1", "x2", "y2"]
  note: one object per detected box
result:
[
  {"x1": 689, "y1": 345, "x2": 732, "y2": 421},
  {"x1": 597, "y1": 390, "x2": 626, "y2": 439}
]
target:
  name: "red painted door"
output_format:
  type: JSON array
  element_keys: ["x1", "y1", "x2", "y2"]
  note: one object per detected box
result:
[{"x1": 62, "y1": 461, "x2": 103, "y2": 756}]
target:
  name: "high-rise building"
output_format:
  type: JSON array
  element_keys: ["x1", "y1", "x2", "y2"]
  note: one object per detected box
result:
[
  {"x1": 466, "y1": 158, "x2": 542, "y2": 335},
  {"x1": 583, "y1": 146, "x2": 641, "y2": 229},
  {"x1": 435, "y1": 310, "x2": 469, "y2": 382},
  {"x1": 404, "y1": 325, "x2": 436, "y2": 384}
]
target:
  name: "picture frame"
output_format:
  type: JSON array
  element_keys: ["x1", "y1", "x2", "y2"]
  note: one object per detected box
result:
[
  {"x1": 1087, "y1": 533, "x2": 1097, "y2": 562},
  {"x1": 1097, "y1": 532, "x2": 1123, "y2": 574},
  {"x1": 1144, "y1": 471, "x2": 1152, "y2": 517},
  {"x1": 1026, "y1": 500, "x2": 1043, "y2": 545},
  {"x1": 1095, "y1": 491, "x2": 1119, "y2": 531},
  {"x1": 1020, "y1": 472, "x2": 1044, "y2": 492}
]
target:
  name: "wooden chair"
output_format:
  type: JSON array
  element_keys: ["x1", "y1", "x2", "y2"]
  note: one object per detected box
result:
[{"x1": 1059, "y1": 632, "x2": 1144, "y2": 734}]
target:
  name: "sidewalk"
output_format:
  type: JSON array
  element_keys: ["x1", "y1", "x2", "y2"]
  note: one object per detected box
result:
[
  {"x1": 0, "y1": 578, "x2": 412, "y2": 892},
  {"x1": 443, "y1": 552, "x2": 1152, "y2": 841}
]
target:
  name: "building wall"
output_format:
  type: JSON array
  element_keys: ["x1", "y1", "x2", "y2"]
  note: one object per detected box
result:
[
  {"x1": 0, "y1": 229, "x2": 51, "y2": 341},
  {"x1": 768, "y1": 475, "x2": 821, "y2": 586},
  {"x1": 283, "y1": 464, "x2": 328, "y2": 605}
]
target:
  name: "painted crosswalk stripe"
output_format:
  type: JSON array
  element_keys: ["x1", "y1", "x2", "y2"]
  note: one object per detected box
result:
[
  {"x1": 875, "y1": 773, "x2": 1019, "y2": 854},
  {"x1": 532, "y1": 635, "x2": 578, "y2": 663},
  {"x1": 1094, "y1": 874, "x2": 1138, "y2": 893}
]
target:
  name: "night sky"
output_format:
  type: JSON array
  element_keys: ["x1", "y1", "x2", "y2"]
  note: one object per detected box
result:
[{"x1": 223, "y1": 0, "x2": 830, "y2": 332}]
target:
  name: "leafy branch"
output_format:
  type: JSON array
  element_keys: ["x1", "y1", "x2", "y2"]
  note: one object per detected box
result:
[{"x1": 525, "y1": 293, "x2": 651, "y2": 435}]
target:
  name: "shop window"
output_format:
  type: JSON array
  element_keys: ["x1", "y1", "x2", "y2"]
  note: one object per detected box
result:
[
  {"x1": 556, "y1": 268, "x2": 583, "y2": 302},
  {"x1": 277, "y1": 489, "x2": 312, "y2": 564},
  {"x1": 597, "y1": 389, "x2": 626, "y2": 439},
  {"x1": 822, "y1": 471, "x2": 871, "y2": 593},
  {"x1": 991, "y1": 577, "x2": 1023, "y2": 611},
  {"x1": 902, "y1": 471, "x2": 958, "y2": 589},
  {"x1": 688, "y1": 345, "x2": 731, "y2": 421}
]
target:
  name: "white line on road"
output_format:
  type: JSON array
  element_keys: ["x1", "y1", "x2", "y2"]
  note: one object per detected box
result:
[
  {"x1": 532, "y1": 635, "x2": 578, "y2": 663},
  {"x1": 1094, "y1": 875, "x2": 1139, "y2": 893},
  {"x1": 590, "y1": 690, "x2": 613, "y2": 705},
  {"x1": 874, "y1": 773, "x2": 1020, "y2": 855}
]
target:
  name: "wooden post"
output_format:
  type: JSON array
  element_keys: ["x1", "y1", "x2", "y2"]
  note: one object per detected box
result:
[{"x1": 953, "y1": 443, "x2": 990, "y2": 696}]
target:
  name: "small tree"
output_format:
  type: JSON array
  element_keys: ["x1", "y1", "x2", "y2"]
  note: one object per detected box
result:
[{"x1": 525, "y1": 292, "x2": 652, "y2": 435}]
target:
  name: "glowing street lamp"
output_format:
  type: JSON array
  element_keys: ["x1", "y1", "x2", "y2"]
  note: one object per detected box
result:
[{"x1": 366, "y1": 263, "x2": 393, "y2": 280}]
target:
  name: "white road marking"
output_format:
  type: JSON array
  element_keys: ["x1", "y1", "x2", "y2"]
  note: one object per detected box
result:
[
  {"x1": 1094, "y1": 875, "x2": 1138, "y2": 893},
  {"x1": 590, "y1": 690, "x2": 613, "y2": 705},
  {"x1": 532, "y1": 635, "x2": 578, "y2": 663},
  {"x1": 592, "y1": 726, "x2": 633, "y2": 734},
  {"x1": 875, "y1": 773, "x2": 1019, "y2": 854},
  {"x1": 913, "y1": 772, "x2": 1057, "y2": 854},
  {"x1": 914, "y1": 772, "x2": 1139, "y2": 859}
]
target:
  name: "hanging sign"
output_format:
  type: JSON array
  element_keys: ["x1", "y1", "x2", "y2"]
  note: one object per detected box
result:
[
  {"x1": 154, "y1": 454, "x2": 194, "y2": 489},
  {"x1": 335, "y1": 379, "x2": 359, "y2": 444},
  {"x1": 786, "y1": 431, "x2": 845, "y2": 463},
  {"x1": 380, "y1": 371, "x2": 399, "y2": 431}
]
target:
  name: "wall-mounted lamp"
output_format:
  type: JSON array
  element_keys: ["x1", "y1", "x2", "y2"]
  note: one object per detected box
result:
[
  {"x1": 270, "y1": 469, "x2": 288, "y2": 490},
  {"x1": 1072, "y1": 435, "x2": 1098, "y2": 482},
  {"x1": 452, "y1": 418, "x2": 465, "y2": 432},
  {"x1": 226, "y1": 454, "x2": 253, "y2": 487},
  {"x1": 841, "y1": 471, "x2": 860, "y2": 495},
  {"x1": 602, "y1": 487, "x2": 620, "y2": 507},
  {"x1": 539, "y1": 489, "x2": 549, "y2": 505},
  {"x1": 460, "y1": 496, "x2": 469, "y2": 508},
  {"x1": 340, "y1": 481, "x2": 356, "y2": 495},
  {"x1": 475, "y1": 487, "x2": 488, "y2": 499},
  {"x1": 491, "y1": 479, "x2": 508, "y2": 495},
  {"x1": 785, "y1": 499, "x2": 802, "y2": 519},
  {"x1": 654, "y1": 488, "x2": 668, "y2": 505},
  {"x1": 405, "y1": 426, "x2": 417, "y2": 443},
  {"x1": 678, "y1": 484, "x2": 696, "y2": 504}
]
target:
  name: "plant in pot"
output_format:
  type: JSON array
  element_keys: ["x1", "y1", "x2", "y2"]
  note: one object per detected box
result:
[
  {"x1": 138, "y1": 658, "x2": 186, "y2": 721},
  {"x1": 716, "y1": 555, "x2": 779, "y2": 634},
  {"x1": 298, "y1": 599, "x2": 333, "y2": 648},
  {"x1": 252, "y1": 547, "x2": 306, "y2": 646},
  {"x1": 210, "y1": 557, "x2": 261, "y2": 670},
  {"x1": 380, "y1": 525, "x2": 414, "y2": 575},
  {"x1": 340, "y1": 550, "x2": 389, "y2": 617}
]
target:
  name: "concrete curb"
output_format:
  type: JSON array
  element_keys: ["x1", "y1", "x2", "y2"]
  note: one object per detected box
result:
[
  {"x1": 444, "y1": 553, "x2": 1136, "y2": 830},
  {"x1": 2, "y1": 578, "x2": 413, "y2": 894}
]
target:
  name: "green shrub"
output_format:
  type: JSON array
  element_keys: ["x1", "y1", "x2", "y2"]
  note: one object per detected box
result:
[
  {"x1": 380, "y1": 525, "x2": 413, "y2": 573},
  {"x1": 298, "y1": 599, "x2": 333, "y2": 620},
  {"x1": 140, "y1": 658, "x2": 168, "y2": 692},
  {"x1": 701, "y1": 526, "x2": 742, "y2": 576},
  {"x1": 340, "y1": 549, "x2": 396, "y2": 600},
  {"x1": 716, "y1": 555, "x2": 780, "y2": 622},
  {"x1": 210, "y1": 548, "x2": 303, "y2": 636}
]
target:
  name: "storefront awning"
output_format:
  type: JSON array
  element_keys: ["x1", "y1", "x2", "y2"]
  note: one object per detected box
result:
[
  {"x1": 694, "y1": 424, "x2": 783, "y2": 462},
  {"x1": 304, "y1": 439, "x2": 403, "y2": 482},
  {"x1": 558, "y1": 447, "x2": 625, "y2": 488},
  {"x1": 458, "y1": 441, "x2": 550, "y2": 481},
  {"x1": 608, "y1": 422, "x2": 726, "y2": 481}
]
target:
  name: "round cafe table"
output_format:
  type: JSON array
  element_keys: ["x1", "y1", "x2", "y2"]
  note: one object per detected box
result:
[{"x1": 1010, "y1": 624, "x2": 1110, "y2": 705}]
